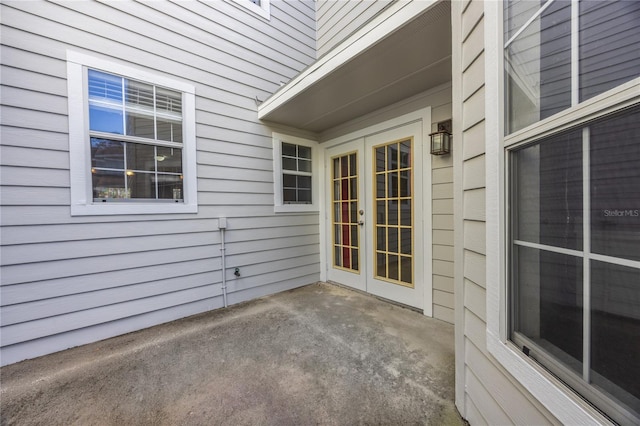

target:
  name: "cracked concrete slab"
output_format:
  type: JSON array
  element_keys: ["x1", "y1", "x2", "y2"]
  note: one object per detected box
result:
[{"x1": 1, "y1": 282, "x2": 464, "y2": 425}]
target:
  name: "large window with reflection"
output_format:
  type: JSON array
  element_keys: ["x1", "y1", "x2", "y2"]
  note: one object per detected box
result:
[
  {"x1": 88, "y1": 70, "x2": 184, "y2": 202},
  {"x1": 505, "y1": 1, "x2": 640, "y2": 424},
  {"x1": 510, "y1": 106, "x2": 640, "y2": 424},
  {"x1": 504, "y1": 0, "x2": 640, "y2": 134}
]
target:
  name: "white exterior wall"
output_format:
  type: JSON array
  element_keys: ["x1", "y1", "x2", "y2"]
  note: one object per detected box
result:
[
  {"x1": 452, "y1": 1, "x2": 559, "y2": 423},
  {"x1": 315, "y1": 0, "x2": 394, "y2": 58},
  {"x1": 0, "y1": 0, "x2": 318, "y2": 366}
]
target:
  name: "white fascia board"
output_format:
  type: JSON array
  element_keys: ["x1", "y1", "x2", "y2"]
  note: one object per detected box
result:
[{"x1": 257, "y1": 0, "x2": 439, "y2": 119}]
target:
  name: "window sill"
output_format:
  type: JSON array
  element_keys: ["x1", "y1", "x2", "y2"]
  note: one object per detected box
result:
[{"x1": 486, "y1": 334, "x2": 613, "y2": 425}]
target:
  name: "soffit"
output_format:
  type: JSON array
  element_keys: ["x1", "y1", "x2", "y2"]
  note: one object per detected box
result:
[{"x1": 258, "y1": 1, "x2": 451, "y2": 134}]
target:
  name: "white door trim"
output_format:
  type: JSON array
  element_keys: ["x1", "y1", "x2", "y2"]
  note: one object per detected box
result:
[{"x1": 320, "y1": 107, "x2": 433, "y2": 316}]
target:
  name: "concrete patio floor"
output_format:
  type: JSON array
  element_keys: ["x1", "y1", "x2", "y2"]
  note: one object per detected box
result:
[{"x1": 0, "y1": 282, "x2": 463, "y2": 425}]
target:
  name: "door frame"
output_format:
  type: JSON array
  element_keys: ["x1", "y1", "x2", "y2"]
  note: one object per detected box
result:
[{"x1": 319, "y1": 107, "x2": 433, "y2": 316}]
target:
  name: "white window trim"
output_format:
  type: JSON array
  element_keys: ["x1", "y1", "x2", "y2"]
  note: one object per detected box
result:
[
  {"x1": 229, "y1": 0, "x2": 270, "y2": 20},
  {"x1": 272, "y1": 133, "x2": 319, "y2": 213},
  {"x1": 483, "y1": 2, "x2": 640, "y2": 424},
  {"x1": 67, "y1": 50, "x2": 198, "y2": 216}
]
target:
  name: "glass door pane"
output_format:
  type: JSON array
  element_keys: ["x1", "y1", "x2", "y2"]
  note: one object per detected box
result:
[
  {"x1": 373, "y1": 139, "x2": 413, "y2": 287},
  {"x1": 332, "y1": 153, "x2": 359, "y2": 272}
]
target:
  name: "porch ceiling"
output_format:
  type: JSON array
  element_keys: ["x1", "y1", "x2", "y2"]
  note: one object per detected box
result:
[{"x1": 258, "y1": 1, "x2": 451, "y2": 134}]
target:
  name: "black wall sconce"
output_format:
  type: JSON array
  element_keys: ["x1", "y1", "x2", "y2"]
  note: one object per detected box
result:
[{"x1": 430, "y1": 120, "x2": 452, "y2": 155}]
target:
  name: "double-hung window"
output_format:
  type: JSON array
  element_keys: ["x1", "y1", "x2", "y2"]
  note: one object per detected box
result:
[
  {"x1": 503, "y1": 1, "x2": 640, "y2": 424},
  {"x1": 272, "y1": 133, "x2": 318, "y2": 213},
  {"x1": 67, "y1": 51, "x2": 197, "y2": 215},
  {"x1": 281, "y1": 142, "x2": 312, "y2": 205}
]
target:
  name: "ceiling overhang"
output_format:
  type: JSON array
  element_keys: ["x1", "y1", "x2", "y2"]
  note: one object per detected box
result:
[{"x1": 258, "y1": 0, "x2": 451, "y2": 134}]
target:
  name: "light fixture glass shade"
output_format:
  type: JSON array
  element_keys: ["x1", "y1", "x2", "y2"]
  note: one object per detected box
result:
[{"x1": 430, "y1": 131, "x2": 451, "y2": 155}]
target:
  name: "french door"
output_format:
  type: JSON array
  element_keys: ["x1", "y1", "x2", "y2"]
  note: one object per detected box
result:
[{"x1": 325, "y1": 120, "x2": 426, "y2": 310}]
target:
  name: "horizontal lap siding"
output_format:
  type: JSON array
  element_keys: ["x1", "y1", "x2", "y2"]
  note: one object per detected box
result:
[
  {"x1": 454, "y1": 1, "x2": 559, "y2": 423},
  {"x1": 316, "y1": 0, "x2": 393, "y2": 58},
  {"x1": 0, "y1": 0, "x2": 318, "y2": 366},
  {"x1": 432, "y1": 125, "x2": 454, "y2": 324}
]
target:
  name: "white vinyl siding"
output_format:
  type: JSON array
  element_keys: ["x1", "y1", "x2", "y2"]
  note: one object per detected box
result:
[
  {"x1": 0, "y1": 0, "x2": 317, "y2": 366},
  {"x1": 431, "y1": 115, "x2": 455, "y2": 324},
  {"x1": 315, "y1": 0, "x2": 394, "y2": 58},
  {"x1": 452, "y1": 1, "x2": 561, "y2": 424},
  {"x1": 232, "y1": 0, "x2": 271, "y2": 20}
]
